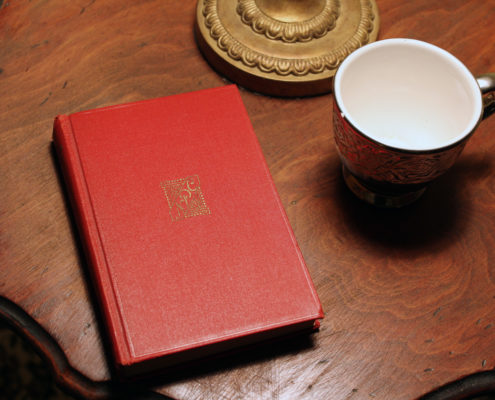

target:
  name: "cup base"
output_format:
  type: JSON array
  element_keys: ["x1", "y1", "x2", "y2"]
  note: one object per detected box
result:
[{"x1": 342, "y1": 166, "x2": 426, "y2": 208}]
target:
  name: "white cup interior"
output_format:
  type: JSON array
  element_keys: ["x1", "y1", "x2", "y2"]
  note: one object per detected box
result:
[{"x1": 334, "y1": 39, "x2": 482, "y2": 151}]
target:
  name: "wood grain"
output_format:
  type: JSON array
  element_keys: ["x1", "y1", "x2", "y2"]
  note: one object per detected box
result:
[{"x1": 1, "y1": 1, "x2": 495, "y2": 399}]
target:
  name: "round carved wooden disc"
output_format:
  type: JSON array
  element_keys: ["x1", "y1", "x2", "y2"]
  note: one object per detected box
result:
[{"x1": 195, "y1": 0, "x2": 380, "y2": 97}]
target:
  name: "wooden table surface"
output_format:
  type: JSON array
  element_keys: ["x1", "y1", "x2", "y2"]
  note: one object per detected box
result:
[{"x1": 1, "y1": 1, "x2": 495, "y2": 399}]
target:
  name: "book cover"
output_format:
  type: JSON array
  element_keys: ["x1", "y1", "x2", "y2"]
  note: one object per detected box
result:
[{"x1": 52, "y1": 85, "x2": 324, "y2": 378}]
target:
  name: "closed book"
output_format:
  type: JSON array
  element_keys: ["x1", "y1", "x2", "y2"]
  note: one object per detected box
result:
[{"x1": 52, "y1": 85, "x2": 324, "y2": 378}]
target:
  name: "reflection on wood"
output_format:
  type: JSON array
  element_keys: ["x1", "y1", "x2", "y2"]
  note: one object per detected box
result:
[{"x1": 1, "y1": 0, "x2": 495, "y2": 399}]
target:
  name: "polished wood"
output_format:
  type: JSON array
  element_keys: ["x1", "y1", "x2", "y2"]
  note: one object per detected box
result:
[{"x1": 1, "y1": 1, "x2": 495, "y2": 399}]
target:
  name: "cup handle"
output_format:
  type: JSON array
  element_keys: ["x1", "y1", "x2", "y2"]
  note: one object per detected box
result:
[{"x1": 477, "y1": 73, "x2": 495, "y2": 120}]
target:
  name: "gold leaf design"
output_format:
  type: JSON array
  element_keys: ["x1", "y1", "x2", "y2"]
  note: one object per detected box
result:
[
  {"x1": 161, "y1": 176, "x2": 211, "y2": 222},
  {"x1": 202, "y1": 0, "x2": 376, "y2": 77},
  {"x1": 237, "y1": 0, "x2": 340, "y2": 43}
]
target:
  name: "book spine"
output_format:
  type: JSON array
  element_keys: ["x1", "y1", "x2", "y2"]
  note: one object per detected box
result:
[{"x1": 52, "y1": 116, "x2": 132, "y2": 367}]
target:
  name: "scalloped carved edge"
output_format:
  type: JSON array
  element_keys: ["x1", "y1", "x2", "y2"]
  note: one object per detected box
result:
[
  {"x1": 0, "y1": 296, "x2": 166, "y2": 400},
  {"x1": 202, "y1": 0, "x2": 376, "y2": 76},
  {"x1": 236, "y1": 0, "x2": 340, "y2": 43},
  {"x1": 2, "y1": 294, "x2": 493, "y2": 400},
  {"x1": 419, "y1": 370, "x2": 495, "y2": 400}
]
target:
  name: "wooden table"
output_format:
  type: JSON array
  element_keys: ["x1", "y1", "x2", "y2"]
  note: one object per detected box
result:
[{"x1": 1, "y1": 1, "x2": 495, "y2": 399}]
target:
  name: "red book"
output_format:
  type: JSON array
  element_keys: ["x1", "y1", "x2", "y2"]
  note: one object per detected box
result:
[{"x1": 52, "y1": 85, "x2": 324, "y2": 378}]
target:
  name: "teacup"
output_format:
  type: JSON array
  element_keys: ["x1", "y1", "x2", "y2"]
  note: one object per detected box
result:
[{"x1": 332, "y1": 38, "x2": 495, "y2": 207}]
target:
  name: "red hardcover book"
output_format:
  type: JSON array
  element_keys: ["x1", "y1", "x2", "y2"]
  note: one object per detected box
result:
[{"x1": 53, "y1": 85, "x2": 324, "y2": 378}]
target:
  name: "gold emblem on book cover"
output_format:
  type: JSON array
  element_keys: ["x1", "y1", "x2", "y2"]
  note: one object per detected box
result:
[{"x1": 161, "y1": 175, "x2": 211, "y2": 221}]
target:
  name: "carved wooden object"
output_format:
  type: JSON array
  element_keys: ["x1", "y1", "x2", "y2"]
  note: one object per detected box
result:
[{"x1": 195, "y1": 0, "x2": 380, "y2": 96}]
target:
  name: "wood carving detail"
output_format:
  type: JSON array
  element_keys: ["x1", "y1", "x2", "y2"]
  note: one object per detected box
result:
[
  {"x1": 202, "y1": 0, "x2": 376, "y2": 76},
  {"x1": 236, "y1": 0, "x2": 341, "y2": 43}
]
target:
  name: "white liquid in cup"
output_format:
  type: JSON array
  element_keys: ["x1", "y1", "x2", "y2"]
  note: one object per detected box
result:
[{"x1": 334, "y1": 39, "x2": 483, "y2": 151}]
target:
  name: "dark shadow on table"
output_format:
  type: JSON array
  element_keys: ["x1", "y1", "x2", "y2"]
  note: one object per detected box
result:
[{"x1": 330, "y1": 156, "x2": 493, "y2": 254}]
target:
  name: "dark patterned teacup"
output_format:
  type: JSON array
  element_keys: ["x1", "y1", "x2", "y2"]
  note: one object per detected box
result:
[{"x1": 333, "y1": 38, "x2": 495, "y2": 207}]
